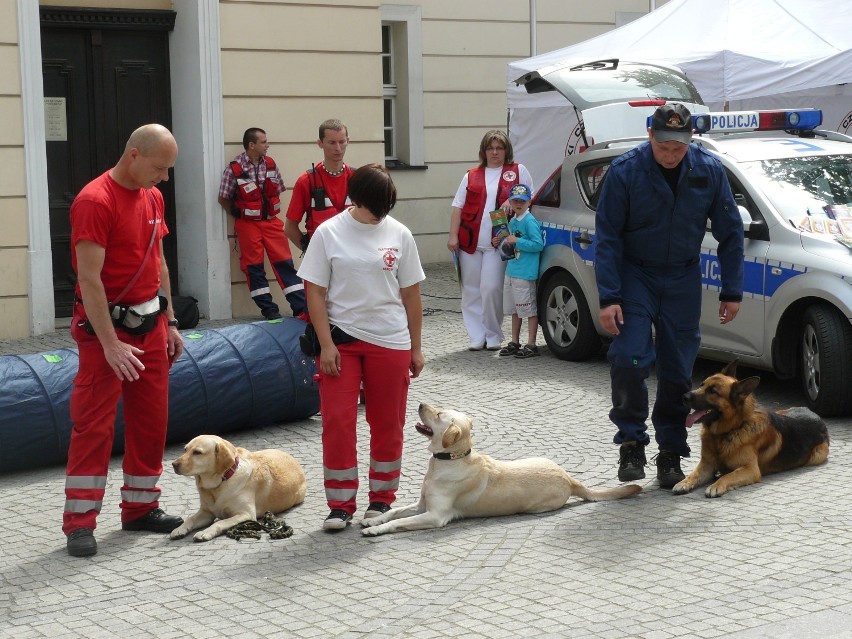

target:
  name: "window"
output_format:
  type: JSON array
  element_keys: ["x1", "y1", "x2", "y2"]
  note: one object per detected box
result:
[
  {"x1": 536, "y1": 172, "x2": 561, "y2": 208},
  {"x1": 380, "y1": 5, "x2": 424, "y2": 168},
  {"x1": 577, "y1": 161, "x2": 613, "y2": 209},
  {"x1": 382, "y1": 23, "x2": 396, "y2": 161}
]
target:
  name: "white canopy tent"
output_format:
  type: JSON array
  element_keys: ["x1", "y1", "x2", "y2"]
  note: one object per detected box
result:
[{"x1": 508, "y1": 0, "x2": 852, "y2": 187}]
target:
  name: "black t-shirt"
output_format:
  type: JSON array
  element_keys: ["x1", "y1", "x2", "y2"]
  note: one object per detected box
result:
[{"x1": 657, "y1": 161, "x2": 682, "y2": 193}]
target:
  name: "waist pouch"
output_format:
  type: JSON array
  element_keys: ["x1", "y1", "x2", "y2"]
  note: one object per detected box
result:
[
  {"x1": 299, "y1": 323, "x2": 358, "y2": 356},
  {"x1": 109, "y1": 296, "x2": 167, "y2": 335}
]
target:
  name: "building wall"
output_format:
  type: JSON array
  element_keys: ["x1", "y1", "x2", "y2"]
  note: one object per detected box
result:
[
  {"x1": 0, "y1": 0, "x2": 29, "y2": 340},
  {"x1": 1, "y1": 0, "x2": 663, "y2": 339},
  {"x1": 219, "y1": 0, "x2": 385, "y2": 317}
]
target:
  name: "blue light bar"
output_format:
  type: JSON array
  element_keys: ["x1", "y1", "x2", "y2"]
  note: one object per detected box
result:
[
  {"x1": 645, "y1": 109, "x2": 823, "y2": 134},
  {"x1": 691, "y1": 110, "x2": 823, "y2": 133}
]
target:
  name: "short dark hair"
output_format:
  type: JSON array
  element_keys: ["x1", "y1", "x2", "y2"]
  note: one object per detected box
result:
[
  {"x1": 319, "y1": 119, "x2": 348, "y2": 141},
  {"x1": 242, "y1": 127, "x2": 266, "y2": 150},
  {"x1": 478, "y1": 129, "x2": 514, "y2": 167},
  {"x1": 348, "y1": 164, "x2": 397, "y2": 220}
]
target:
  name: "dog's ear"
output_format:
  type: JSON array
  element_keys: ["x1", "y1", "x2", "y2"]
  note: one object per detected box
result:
[
  {"x1": 730, "y1": 376, "x2": 760, "y2": 403},
  {"x1": 721, "y1": 358, "x2": 740, "y2": 378},
  {"x1": 442, "y1": 421, "x2": 462, "y2": 449},
  {"x1": 214, "y1": 439, "x2": 236, "y2": 475}
]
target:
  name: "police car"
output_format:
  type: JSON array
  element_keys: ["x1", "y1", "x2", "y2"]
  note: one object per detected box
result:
[{"x1": 532, "y1": 108, "x2": 852, "y2": 417}]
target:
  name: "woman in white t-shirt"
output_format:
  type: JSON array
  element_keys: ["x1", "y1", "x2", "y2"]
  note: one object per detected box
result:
[
  {"x1": 447, "y1": 130, "x2": 533, "y2": 351},
  {"x1": 298, "y1": 163, "x2": 426, "y2": 531}
]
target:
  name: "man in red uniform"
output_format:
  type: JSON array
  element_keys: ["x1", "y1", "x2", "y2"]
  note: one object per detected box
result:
[
  {"x1": 284, "y1": 119, "x2": 353, "y2": 252},
  {"x1": 219, "y1": 127, "x2": 306, "y2": 320},
  {"x1": 64, "y1": 124, "x2": 184, "y2": 557}
]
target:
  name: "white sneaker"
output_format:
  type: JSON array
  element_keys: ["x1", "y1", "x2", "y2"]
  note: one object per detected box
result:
[
  {"x1": 362, "y1": 502, "x2": 392, "y2": 519},
  {"x1": 323, "y1": 509, "x2": 352, "y2": 530}
]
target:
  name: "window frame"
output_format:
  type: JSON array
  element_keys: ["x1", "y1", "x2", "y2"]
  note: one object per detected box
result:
[{"x1": 380, "y1": 5, "x2": 425, "y2": 168}]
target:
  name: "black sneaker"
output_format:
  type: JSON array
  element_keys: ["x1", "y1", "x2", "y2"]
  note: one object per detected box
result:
[
  {"x1": 67, "y1": 528, "x2": 97, "y2": 557},
  {"x1": 121, "y1": 508, "x2": 184, "y2": 533},
  {"x1": 323, "y1": 509, "x2": 353, "y2": 531},
  {"x1": 618, "y1": 442, "x2": 647, "y2": 482},
  {"x1": 363, "y1": 502, "x2": 392, "y2": 519},
  {"x1": 655, "y1": 450, "x2": 685, "y2": 489},
  {"x1": 262, "y1": 310, "x2": 282, "y2": 320}
]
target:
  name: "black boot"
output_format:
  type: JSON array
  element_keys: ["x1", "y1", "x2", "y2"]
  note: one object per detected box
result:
[
  {"x1": 618, "y1": 441, "x2": 646, "y2": 482},
  {"x1": 655, "y1": 450, "x2": 685, "y2": 489},
  {"x1": 122, "y1": 508, "x2": 183, "y2": 533},
  {"x1": 67, "y1": 528, "x2": 97, "y2": 557}
]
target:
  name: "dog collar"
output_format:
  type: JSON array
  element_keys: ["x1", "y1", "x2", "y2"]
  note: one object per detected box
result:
[
  {"x1": 222, "y1": 456, "x2": 240, "y2": 481},
  {"x1": 432, "y1": 449, "x2": 471, "y2": 460}
]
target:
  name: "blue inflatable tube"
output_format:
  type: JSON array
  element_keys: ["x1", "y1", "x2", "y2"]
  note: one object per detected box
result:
[{"x1": 0, "y1": 319, "x2": 318, "y2": 473}]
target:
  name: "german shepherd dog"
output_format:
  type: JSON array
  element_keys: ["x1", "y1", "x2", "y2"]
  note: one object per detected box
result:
[{"x1": 673, "y1": 360, "x2": 829, "y2": 498}]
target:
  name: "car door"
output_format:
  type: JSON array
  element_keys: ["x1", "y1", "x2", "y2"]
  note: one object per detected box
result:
[{"x1": 698, "y1": 170, "x2": 768, "y2": 357}]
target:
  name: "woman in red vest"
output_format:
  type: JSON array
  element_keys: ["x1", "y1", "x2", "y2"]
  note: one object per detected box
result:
[{"x1": 447, "y1": 130, "x2": 534, "y2": 350}]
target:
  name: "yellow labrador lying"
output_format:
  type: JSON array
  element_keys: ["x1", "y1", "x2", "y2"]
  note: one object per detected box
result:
[
  {"x1": 170, "y1": 435, "x2": 306, "y2": 542},
  {"x1": 361, "y1": 404, "x2": 641, "y2": 536}
]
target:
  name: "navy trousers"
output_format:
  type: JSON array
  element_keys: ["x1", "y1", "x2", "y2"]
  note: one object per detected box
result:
[{"x1": 607, "y1": 260, "x2": 702, "y2": 457}]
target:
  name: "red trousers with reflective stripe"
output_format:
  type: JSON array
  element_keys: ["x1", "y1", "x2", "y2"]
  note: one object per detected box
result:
[
  {"x1": 234, "y1": 215, "x2": 306, "y2": 316},
  {"x1": 63, "y1": 316, "x2": 170, "y2": 534},
  {"x1": 319, "y1": 341, "x2": 411, "y2": 515}
]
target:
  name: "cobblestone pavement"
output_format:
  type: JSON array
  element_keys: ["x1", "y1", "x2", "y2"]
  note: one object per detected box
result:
[{"x1": 1, "y1": 263, "x2": 851, "y2": 639}]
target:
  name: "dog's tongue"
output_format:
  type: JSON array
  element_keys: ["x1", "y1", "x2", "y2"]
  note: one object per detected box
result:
[{"x1": 685, "y1": 410, "x2": 709, "y2": 428}]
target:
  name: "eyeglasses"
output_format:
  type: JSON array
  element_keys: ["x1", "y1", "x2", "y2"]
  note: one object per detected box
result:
[{"x1": 486, "y1": 146, "x2": 506, "y2": 152}]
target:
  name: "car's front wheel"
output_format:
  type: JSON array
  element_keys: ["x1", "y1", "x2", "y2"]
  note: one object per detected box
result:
[
  {"x1": 800, "y1": 304, "x2": 852, "y2": 417},
  {"x1": 539, "y1": 271, "x2": 601, "y2": 361}
]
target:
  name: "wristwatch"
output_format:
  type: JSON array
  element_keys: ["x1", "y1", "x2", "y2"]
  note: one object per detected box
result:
[{"x1": 167, "y1": 319, "x2": 179, "y2": 327}]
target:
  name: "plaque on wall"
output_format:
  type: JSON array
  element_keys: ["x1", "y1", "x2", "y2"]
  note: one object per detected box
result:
[{"x1": 44, "y1": 97, "x2": 67, "y2": 142}]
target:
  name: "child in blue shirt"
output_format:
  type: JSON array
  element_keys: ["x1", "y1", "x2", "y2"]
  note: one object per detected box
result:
[{"x1": 492, "y1": 184, "x2": 544, "y2": 358}]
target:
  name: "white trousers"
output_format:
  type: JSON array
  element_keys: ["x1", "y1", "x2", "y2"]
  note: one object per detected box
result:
[{"x1": 459, "y1": 247, "x2": 506, "y2": 347}]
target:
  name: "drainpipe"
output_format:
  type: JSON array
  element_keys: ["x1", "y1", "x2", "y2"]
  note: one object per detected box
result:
[{"x1": 530, "y1": 0, "x2": 537, "y2": 56}]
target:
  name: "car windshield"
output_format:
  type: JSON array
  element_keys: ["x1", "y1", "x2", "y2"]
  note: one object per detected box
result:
[{"x1": 739, "y1": 154, "x2": 852, "y2": 233}]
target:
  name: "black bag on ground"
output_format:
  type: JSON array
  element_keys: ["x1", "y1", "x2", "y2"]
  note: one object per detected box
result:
[
  {"x1": 172, "y1": 295, "x2": 200, "y2": 329},
  {"x1": 299, "y1": 323, "x2": 358, "y2": 356}
]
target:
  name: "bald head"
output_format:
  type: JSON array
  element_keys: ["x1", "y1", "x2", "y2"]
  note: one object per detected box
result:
[
  {"x1": 126, "y1": 123, "x2": 177, "y2": 156},
  {"x1": 112, "y1": 123, "x2": 178, "y2": 190}
]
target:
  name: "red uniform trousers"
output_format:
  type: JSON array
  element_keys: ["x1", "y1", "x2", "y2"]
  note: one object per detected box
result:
[
  {"x1": 63, "y1": 315, "x2": 171, "y2": 534},
  {"x1": 234, "y1": 215, "x2": 306, "y2": 316},
  {"x1": 318, "y1": 340, "x2": 411, "y2": 515}
]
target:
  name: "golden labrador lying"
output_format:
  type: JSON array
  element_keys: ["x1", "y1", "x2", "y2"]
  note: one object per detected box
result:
[
  {"x1": 170, "y1": 435, "x2": 306, "y2": 542},
  {"x1": 361, "y1": 403, "x2": 641, "y2": 536}
]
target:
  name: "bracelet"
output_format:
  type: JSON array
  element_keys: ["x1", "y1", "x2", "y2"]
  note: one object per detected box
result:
[{"x1": 167, "y1": 319, "x2": 179, "y2": 327}]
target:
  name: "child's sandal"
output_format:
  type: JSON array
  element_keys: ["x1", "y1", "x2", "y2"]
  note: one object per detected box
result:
[
  {"x1": 498, "y1": 341, "x2": 521, "y2": 357},
  {"x1": 514, "y1": 344, "x2": 540, "y2": 359}
]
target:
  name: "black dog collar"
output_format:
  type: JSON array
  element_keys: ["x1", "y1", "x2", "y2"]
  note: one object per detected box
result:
[{"x1": 432, "y1": 449, "x2": 472, "y2": 460}]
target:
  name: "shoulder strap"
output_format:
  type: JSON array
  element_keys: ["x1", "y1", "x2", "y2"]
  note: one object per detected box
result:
[
  {"x1": 230, "y1": 161, "x2": 244, "y2": 179},
  {"x1": 110, "y1": 191, "x2": 159, "y2": 305}
]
